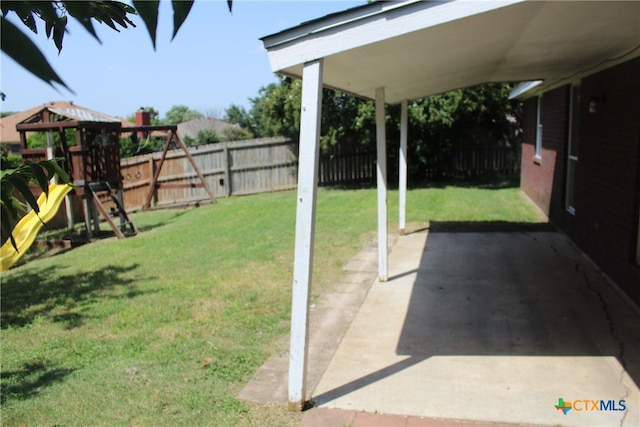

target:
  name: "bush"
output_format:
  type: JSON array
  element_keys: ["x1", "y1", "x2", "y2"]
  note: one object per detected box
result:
[
  {"x1": 222, "y1": 127, "x2": 253, "y2": 142},
  {"x1": 195, "y1": 128, "x2": 220, "y2": 146},
  {"x1": 26, "y1": 129, "x2": 77, "y2": 149},
  {"x1": 1, "y1": 144, "x2": 21, "y2": 170}
]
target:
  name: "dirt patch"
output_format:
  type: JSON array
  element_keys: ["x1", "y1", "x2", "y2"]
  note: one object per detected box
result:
[{"x1": 245, "y1": 402, "x2": 302, "y2": 427}]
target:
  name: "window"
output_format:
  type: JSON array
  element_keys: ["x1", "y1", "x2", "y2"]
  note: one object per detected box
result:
[
  {"x1": 566, "y1": 85, "x2": 580, "y2": 214},
  {"x1": 535, "y1": 96, "x2": 543, "y2": 158},
  {"x1": 637, "y1": 209, "x2": 640, "y2": 265}
]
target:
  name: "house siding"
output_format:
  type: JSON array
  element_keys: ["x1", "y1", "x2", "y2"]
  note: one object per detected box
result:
[{"x1": 521, "y1": 57, "x2": 640, "y2": 305}]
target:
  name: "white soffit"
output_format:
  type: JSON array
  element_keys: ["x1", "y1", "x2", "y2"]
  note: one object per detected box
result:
[{"x1": 262, "y1": 0, "x2": 640, "y2": 104}]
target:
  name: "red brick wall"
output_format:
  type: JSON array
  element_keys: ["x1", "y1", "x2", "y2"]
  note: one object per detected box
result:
[
  {"x1": 521, "y1": 57, "x2": 640, "y2": 305},
  {"x1": 520, "y1": 86, "x2": 569, "y2": 216},
  {"x1": 571, "y1": 58, "x2": 640, "y2": 303}
]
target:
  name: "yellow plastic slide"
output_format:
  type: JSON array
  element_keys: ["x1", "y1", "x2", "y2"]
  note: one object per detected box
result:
[{"x1": 1, "y1": 183, "x2": 74, "y2": 271}]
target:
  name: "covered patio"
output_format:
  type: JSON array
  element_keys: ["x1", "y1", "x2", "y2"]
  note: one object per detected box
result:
[
  {"x1": 259, "y1": 0, "x2": 640, "y2": 417},
  {"x1": 309, "y1": 226, "x2": 640, "y2": 426},
  {"x1": 240, "y1": 223, "x2": 640, "y2": 425}
]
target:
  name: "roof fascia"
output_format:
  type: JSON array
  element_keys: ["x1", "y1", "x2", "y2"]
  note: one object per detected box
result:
[
  {"x1": 262, "y1": 0, "x2": 525, "y2": 72},
  {"x1": 260, "y1": 0, "x2": 384, "y2": 45}
]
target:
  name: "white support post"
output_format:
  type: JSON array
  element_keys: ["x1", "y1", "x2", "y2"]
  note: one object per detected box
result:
[
  {"x1": 288, "y1": 59, "x2": 323, "y2": 412},
  {"x1": 46, "y1": 131, "x2": 56, "y2": 184},
  {"x1": 376, "y1": 87, "x2": 388, "y2": 282},
  {"x1": 64, "y1": 194, "x2": 75, "y2": 231},
  {"x1": 47, "y1": 131, "x2": 74, "y2": 230},
  {"x1": 399, "y1": 100, "x2": 408, "y2": 235}
]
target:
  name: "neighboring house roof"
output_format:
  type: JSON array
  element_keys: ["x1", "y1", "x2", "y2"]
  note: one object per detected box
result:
[
  {"x1": 262, "y1": 0, "x2": 640, "y2": 103},
  {"x1": 177, "y1": 117, "x2": 239, "y2": 140},
  {"x1": 0, "y1": 101, "x2": 130, "y2": 144}
]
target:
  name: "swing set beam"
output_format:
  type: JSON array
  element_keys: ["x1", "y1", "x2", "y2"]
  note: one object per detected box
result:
[{"x1": 121, "y1": 125, "x2": 215, "y2": 210}]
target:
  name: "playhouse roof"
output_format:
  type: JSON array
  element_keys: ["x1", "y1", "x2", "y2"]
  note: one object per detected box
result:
[{"x1": 1, "y1": 101, "x2": 130, "y2": 144}]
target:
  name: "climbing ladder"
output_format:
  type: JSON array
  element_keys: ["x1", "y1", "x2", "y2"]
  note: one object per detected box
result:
[{"x1": 88, "y1": 182, "x2": 138, "y2": 239}]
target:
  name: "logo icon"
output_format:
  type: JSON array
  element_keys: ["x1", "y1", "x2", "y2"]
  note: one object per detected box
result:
[{"x1": 555, "y1": 398, "x2": 572, "y2": 415}]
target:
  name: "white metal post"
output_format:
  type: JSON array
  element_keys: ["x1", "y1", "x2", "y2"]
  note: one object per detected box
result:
[
  {"x1": 399, "y1": 100, "x2": 408, "y2": 235},
  {"x1": 288, "y1": 59, "x2": 323, "y2": 411},
  {"x1": 46, "y1": 131, "x2": 56, "y2": 183},
  {"x1": 47, "y1": 131, "x2": 74, "y2": 230},
  {"x1": 376, "y1": 87, "x2": 388, "y2": 282}
]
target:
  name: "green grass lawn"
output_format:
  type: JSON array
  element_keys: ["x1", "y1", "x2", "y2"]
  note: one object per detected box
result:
[{"x1": 1, "y1": 186, "x2": 544, "y2": 426}]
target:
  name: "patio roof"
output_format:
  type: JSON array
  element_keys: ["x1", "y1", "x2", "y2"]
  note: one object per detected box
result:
[
  {"x1": 260, "y1": 0, "x2": 640, "y2": 411},
  {"x1": 262, "y1": 0, "x2": 640, "y2": 103}
]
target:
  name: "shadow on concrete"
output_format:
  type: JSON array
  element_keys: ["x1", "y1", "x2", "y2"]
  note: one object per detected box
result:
[
  {"x1": 426, "y1": 220, "x2": 555, "y2": 233},
  {"x1": 311, "y1": 355, "x2": 427, "y2": 406},
  {"x1": 312, "y1": 224, "x2": 640, "y2": 410}
]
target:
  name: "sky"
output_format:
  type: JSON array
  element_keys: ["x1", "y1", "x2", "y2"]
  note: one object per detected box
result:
[{"x1": 1, "y1": 1, "x2": 364, "y2": 119}]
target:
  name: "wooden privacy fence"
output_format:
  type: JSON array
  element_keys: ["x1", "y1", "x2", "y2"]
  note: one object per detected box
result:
[
  {"x1": 319, "y1": 143, "x2": 375, "y2": 186},
  {"x1": 422, "y1": 144, "x2": 520, "y2": 179},
  {"x1": 120, "y1": 137, "x2": 298, "y2": 211},
  {"x1": 120, "y1": 137, "x2": 520, "y2": 210}
]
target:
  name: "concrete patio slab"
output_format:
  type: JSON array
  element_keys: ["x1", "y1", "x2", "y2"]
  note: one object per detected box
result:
[{"x1": 311, "y1": 227, "x2": 640, "y2": 426}]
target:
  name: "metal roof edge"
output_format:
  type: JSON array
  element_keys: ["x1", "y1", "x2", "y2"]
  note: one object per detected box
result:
[
  {"x1": 48, "y1": 107, "x2": 121, "y2": 123},
  {"x1": 261, "y1": 0, "x2": 425, "y2": 49},
  {"x1": 509, "y1": 80, "x2": 544, "y2": 99}
]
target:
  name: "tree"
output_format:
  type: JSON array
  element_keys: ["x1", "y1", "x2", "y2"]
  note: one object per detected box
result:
[
  {"x1": 402, "y1": 84, "x2": 521, "y2": 179},
  {"x1": 238, "y1": 76, "x2": 374, "y2": 151},
  {"x1": 224, "y1": 104, "x2": 256, "y2": 135},
  {"x1": 26, "y1": 129, "x2": 77, "y2": 149},
  {"x1": 196, "y1": 128, "x2": 220, "y2": 145},
  {"x1": 164, "y1": 105, "x2": 203, "y2": 125},
  {"x1": 221, "y1": 126, "x2": 253, "y2": 142},
  {"x1": 240, "y1": 77, "x2": 521, "y2": 181},
  {"x1": 119, "y1": 133, "x2": 164, "y2": 158},
  {"x1": 183, "y1": 128, "x2": 220, "y2": 147},
  {"x1": 244, "y1": 78, "x2": 303, "y2": 140},
  {"x1": 1, "y1": 145, "x2": 21, "y2": 170}
]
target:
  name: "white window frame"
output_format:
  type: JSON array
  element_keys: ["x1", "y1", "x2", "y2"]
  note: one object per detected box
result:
[
  {"x1": 566, "y1": 85, "x2": 580, "y2": 215},
  {"x1": 535, "y1": 96, "x2": 543, "y2": 159},
  {"x1": 637, "y1": 209, "x2": 640, "y2": 265}
]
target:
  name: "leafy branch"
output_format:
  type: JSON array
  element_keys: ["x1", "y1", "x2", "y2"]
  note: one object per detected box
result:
[{"x1": 1, "y1": 0, "x2": 232, "y2": 91}]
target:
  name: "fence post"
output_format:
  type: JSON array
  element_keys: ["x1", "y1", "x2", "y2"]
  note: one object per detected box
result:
[
  {"x1": 148, "y1": 155, "x2": 156, "y2": 207},
  {"x1": 223, "y1": 143, "x2": 232, "y2": 197}
]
